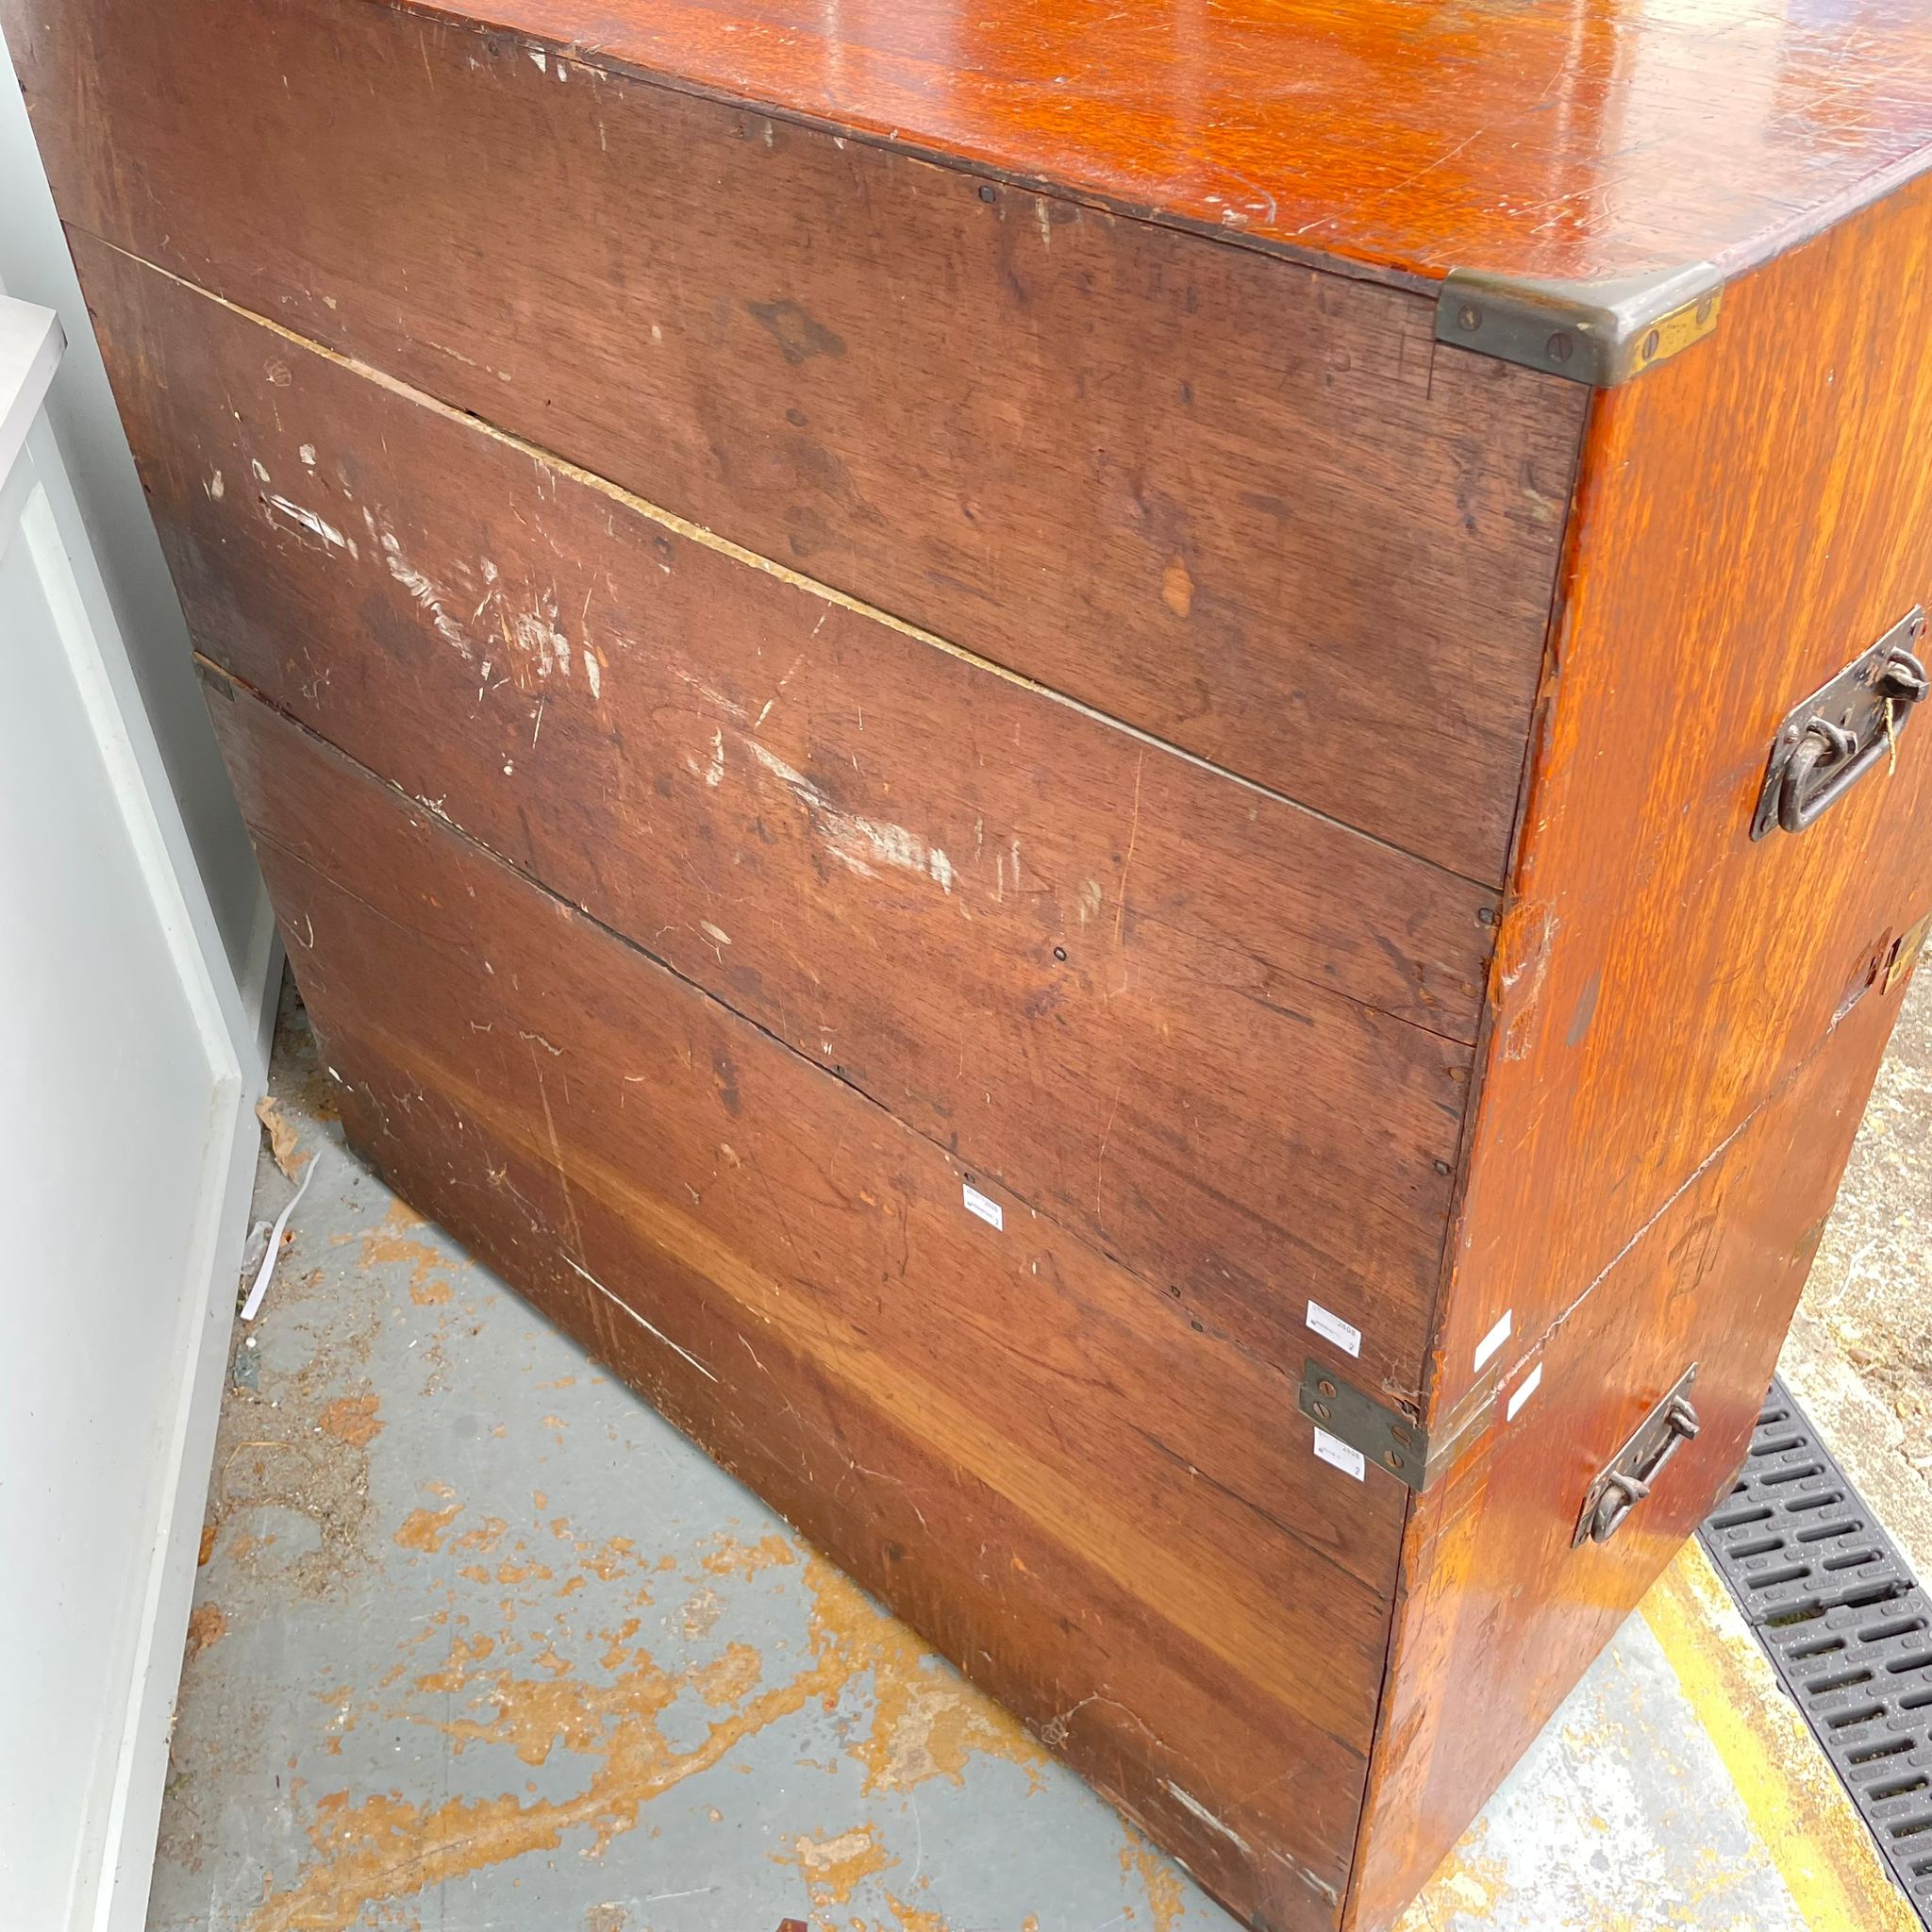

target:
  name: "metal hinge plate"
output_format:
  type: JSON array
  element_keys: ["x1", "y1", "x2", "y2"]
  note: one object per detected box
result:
[{"x1": 1297, "y1": 1360, "x2": 1497, "y2": 1492}]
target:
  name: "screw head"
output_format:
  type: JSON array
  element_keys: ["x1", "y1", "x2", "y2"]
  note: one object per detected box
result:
[
  {"x1": 1642, "y1": 327, "x2": 1662, "y2": 359},
  {"x1": 977, "y1": 182, "x2": 998, "y2": 204},
  {"x1": 1317, "y1": 1378, "x2": 1338, "y2": 1399},
  {"x1": 1386, "y1": 1450, "x2": 1407, "y2": 1471},
  {"x1": 1696, "y1": 296, "x2": 1715, "y2": 325},
  {"x1": 1546, "y1": 331, "x2": 1573, "y2": 364},
  {"x1": 1312, "y1": 1401, "x2": 1331, "y2": 1422},
  {"x1": 1457, "y1": 304, "x2": 1482, "y2": 333}
]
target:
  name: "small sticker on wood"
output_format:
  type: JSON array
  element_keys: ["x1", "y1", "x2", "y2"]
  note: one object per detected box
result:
[
  {"x1": 1313, "y1": 1428, "x2": 1367, "y2": 1481},
  {"x1": 1474, "y1": 1308, "x2": 1513, "y2": 1373},
  {"x1": 1306, "y1": 1299, "x2": 1362, "y2": 1357},
  {"x1": 1506, "y1": 1361, "x2": 1543, "y2": 1423},
  {"x1": 961, "y1": 1182, "x2": 1004, "y2": 1231}
]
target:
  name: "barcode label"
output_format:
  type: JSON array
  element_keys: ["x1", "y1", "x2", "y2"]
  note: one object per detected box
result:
[
  {"x1": 961, "y1": 1183, "x2": 1004, "y2": 1231},
  {"x1": 1306, "y1": 1300, "x2": 1362, "y2": 1357},
  {"x1": 1313, "y1": 1429, "x2": 1367, "y2": 1481}
]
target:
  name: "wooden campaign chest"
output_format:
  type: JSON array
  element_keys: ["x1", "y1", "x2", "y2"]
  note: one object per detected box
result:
[{"x1": 16, "y1": 1, "x2": 1932, "y2": 1923}]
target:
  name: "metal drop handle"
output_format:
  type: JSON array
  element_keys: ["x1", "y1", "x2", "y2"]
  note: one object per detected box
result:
[
  {"x1": 1573, "y1": 1365, "x2": 1702, "y2": 1549},
  {"x1": 1776, "y1": 647, "x2": 1929, "y2": 834},
  {"x1": 1589, "y1": 1393, "x2": 1700, "y2": 1544}
]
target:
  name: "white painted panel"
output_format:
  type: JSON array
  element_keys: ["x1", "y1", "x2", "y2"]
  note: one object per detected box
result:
[{"x1": 0, "y1": 321, "x2": 259, "y2": 1932}]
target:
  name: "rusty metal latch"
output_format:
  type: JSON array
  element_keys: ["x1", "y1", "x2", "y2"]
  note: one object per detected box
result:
[
  {"x1": 1752, "y1": 611, "x2": 1928, "y2": 840},
  {"x1": 1574, "y1": 1364, "x2": 1701, "y2": 1546}
]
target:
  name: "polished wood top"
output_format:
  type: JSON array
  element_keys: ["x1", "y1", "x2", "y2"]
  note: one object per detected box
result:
[{"x1": 410, "y1": 0, "x2": 1932, "y2": 291}]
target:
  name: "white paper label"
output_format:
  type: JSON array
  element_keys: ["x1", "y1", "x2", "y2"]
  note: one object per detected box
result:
[
  {"x1": 961, "y1": 1183, "x2": 1004, "y2": 1231},
  {"x1": 1474, "y1": 1309, "x2": 1513, "y2": 1373},
  {"x1": 1306, "y1": 1299, "x2": 1363, "y2": 1357},
  {"x1": 1506, "y1": 1361, "x2": 1544, "y2": 1423},
  {"x1": 1313, "y1": 1428, "x2": 1367, "y2": 1481}
]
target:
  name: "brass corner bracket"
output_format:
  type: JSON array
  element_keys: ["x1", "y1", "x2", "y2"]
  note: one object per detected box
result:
[{"x1": 1435, "y1": 260, "x2": 1724, "y2": 388}]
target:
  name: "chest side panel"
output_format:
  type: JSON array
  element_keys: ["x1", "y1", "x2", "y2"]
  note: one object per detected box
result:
[
  {"x1": 5, "y1": 0, "x2": 1583, "y2": 883},
  {"x1": 1432, "y1": 170, "x2": 1932, "y2": 1422},
  {"x1": 79, "y1": 233, "x2": 1489, "y2": 1404},
  {"x1": 208, "y1": 681, "x2": 1404, "y2": 1932},
  {"x1": 1348, "y1": 981, "x2": 1908, "y2": 1927},
  {"x1": 1350, "y1": 167, "x2": 1932, "y2": 1925}
]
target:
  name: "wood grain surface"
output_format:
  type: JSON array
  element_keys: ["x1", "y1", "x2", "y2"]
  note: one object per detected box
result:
[
  {"x1": 21, "y1": 0, "x2": 1932, "y2": 291},
  {"x1": 208, "y1": 678, "x2": 1401, "y2": 1932},
  {"x1": 1427, "y1": 169, "x2": 1932, "y2": 1424},
  {"x1": 82, "y1": 232, "x2": 1486, "y2": 1398},
  {"x1": 10, "y1": 0, "x2": 1586, "y2": 880},
  {"x1": 1343, "y1": 168, "x2": 1932, "y2": 1928},
  {"x1": 1346, "y1": 976, "x2": 1911, "y2": 1927}
]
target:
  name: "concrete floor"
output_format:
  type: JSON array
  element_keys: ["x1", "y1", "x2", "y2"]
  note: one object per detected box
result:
[{"x1": 147, "y1": 980, "x2": 1930, "y2": 1932}]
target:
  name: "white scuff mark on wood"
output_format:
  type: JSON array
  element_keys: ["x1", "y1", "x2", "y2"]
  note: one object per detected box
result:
[
  {"x1": 1036, "y1": 198, "x2": 1053, "y2": 247},
  {"x1": 298, "y1": 442, "x2": 317, "y2": 467},
  {"x1": 250, "y1": 458, "x2": 271, "y2": 483},
  {"x1": 527, "y1": 45, "x2": 546, "y2": 71},
  {"x1": 207, "y1": 469, "x2": 225, "y2": 500},
  {"x1": 564, "y1": 1254, "x2": 718, "y2": 1382},
  {"x1": 753, "y1": 652, "x2": 806, "y2": 731},
  {"x1": 584, "y1": 648, "x2": 603, "y2": 701},
  {"x1": 671, "y1": 663, "x2": 748, "y2": 723},
  {"x1": 1496, "y1": 904, "x2": 1557, "y2": 1060},
  {"x1": 508, "y1": 587, "x2": 574, "y2": 677},
  {"x1": 744, "y1": 737, "x2": 954, "y2": 891},
  {"x1": 264, "y1": 494, "x2": 350, "y2": 551},
  {"x1": 367, "y1": 508, "x2": 475, "y2": 662},
  {"x1": 704, "y1": 727, "x2": 725, "y2": 787},
  {"x1": 1162, "y1": 1782, "x2": 1253, "y2": 1856},
  {"x1": 699, "y1": 920, "x2": 732, "y2": 948}
]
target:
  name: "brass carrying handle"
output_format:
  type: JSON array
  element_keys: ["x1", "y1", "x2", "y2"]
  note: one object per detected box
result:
[
  {"x1": 1776, "y1": 647, "x2": 1928, "y2": 835},
  {"x1": 1588, "y1": 1394, "x2": 1700, "y2": 1544}
]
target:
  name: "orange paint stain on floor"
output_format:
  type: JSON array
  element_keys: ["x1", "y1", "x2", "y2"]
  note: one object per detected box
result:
[
  {"x1": 185, "y1": 1603, "x2": 228, "y2": 1657},
  {"x1": 336, "y1": 1199, "x2": 455, "y2": 1301},
  {"x1": 701, "y1": 1531, "x2": 796, "y2": 1578},
  {"x1": 317, "y1": 1394, "x2": 383, "y2": 1448},
  {"x1": 885, "y1": 1892, "x2": 956, "y2": 1932},
  {"x1": 243, "y1": 1556, "x2": 1052, "y2": 1932},
  {"x1": 772, "y1": 1823, "x2": 895, "y2": 1907},
  {"x1": 452, "y1": 1517, "x2": 508, "y2": 1556},
  {"x1": 695, "y1": 1641, "x2": 763, "y2": 1707},
  {"x1": 1121, "y1": 1831, "x2": 1187, "y2": 1932},
  {"x1": 392, "y1": 1504, "x2": 461, "y2": 1554}
]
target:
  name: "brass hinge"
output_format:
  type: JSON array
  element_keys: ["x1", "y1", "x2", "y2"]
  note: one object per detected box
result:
[
  {"x1": 1297, "y1": 1360, "x2": 1500, "y2": 1492},
  {"x1": 1436, "y1": 261, "x2": 1723, "y2": 388}
]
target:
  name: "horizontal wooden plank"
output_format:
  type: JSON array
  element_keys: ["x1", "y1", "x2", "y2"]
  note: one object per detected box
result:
[
  {"x1": 207, "y1": 679, "x2": 1406, "y2": 1928},
  {"x1": 15, "y1": 0, "x2": 1584, "y2": 879},
  {"x1": 85, "y1": 232, "x2": 1484, "y2": 1399}
]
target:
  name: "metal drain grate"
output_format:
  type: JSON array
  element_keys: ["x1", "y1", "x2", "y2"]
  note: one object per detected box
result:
[{"x1": 1700, "y1": 1378, "x2": 1932, "y2": 1920}]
